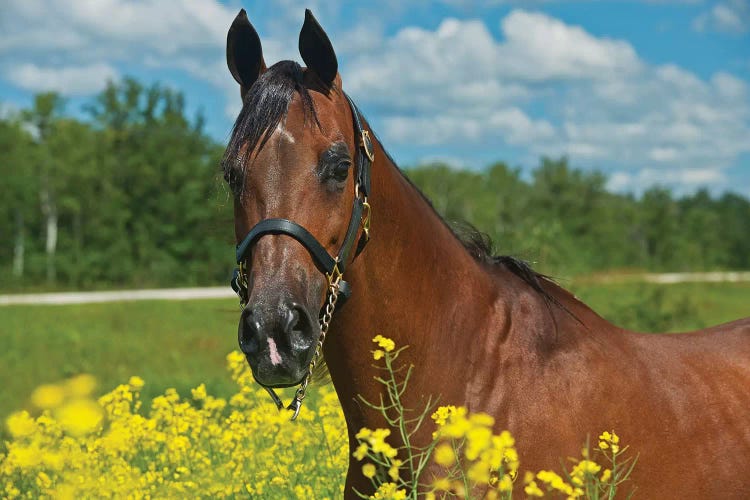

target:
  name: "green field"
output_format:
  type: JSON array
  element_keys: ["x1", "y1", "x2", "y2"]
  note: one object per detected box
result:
[
  {"x1": 1, "y1": 282, "x2": 748, "y2": 419},
  {"x1": 0, "y1": 299, "x2": 240, "y2": 419}
]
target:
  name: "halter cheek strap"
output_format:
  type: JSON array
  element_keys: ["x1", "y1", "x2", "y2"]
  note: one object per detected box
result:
[{"x1": 230, "y1": 91, "x2": 373, "y2": 420}]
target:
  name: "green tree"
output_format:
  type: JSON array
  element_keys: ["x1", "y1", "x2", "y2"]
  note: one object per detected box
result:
[{"x1": 0, "y1": 115, "x2": 37, "y2": 281}]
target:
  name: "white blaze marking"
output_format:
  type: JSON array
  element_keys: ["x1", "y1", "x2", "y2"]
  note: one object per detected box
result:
[
  {"x1": 275, "y1": 123, "x2": 295, "y2": 144},
  {"x1": 267, "y1": 338, "x2": 282, "y2": 366}
]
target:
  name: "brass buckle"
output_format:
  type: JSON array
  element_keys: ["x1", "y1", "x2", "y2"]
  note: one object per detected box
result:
[
  {"x1": 361, "y1": 199, "x2": 371, "y2": 240},
  {"x1": 239, "y1": 261, "x2": 248, "y2": 287},
  {"x1": 360, "y1": 130, "x2": 375, "y2": 163},
  {"x1": 326, "y1": 260, "x2": 343, "y2": 289}
]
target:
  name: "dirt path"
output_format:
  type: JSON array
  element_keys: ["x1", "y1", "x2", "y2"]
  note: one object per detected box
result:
[
  {"x1": 0, "y1": 287, "x2": 236, "y2": 306},
  {"x1": 2, "y1": 271, "x2": 748, "y2": 306}
]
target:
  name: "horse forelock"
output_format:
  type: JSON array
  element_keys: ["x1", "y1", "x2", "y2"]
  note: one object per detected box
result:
[{"x1": 221, "y1": 60, "x2": 320, "y2": 195}]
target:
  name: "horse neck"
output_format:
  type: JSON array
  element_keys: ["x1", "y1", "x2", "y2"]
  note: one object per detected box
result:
[{"x1": 323, "y1": 140, "x2": 506, "y2": 428}]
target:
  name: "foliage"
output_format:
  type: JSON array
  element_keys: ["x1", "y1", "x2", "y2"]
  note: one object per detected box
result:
[
  {"x1": 407, "y1": 159, "x2": 750, "y2": 276},
  {"x1": 2, "y1": 83, "x2": 749, "y2": 291},
  {"x1": 0, "y1": 81, "x2": 232, "y2": 292}
]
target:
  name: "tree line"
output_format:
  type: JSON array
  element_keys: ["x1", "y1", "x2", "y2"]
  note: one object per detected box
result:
[{"x1": 1, "y1": 79, "x2": 748, "y2": 291}]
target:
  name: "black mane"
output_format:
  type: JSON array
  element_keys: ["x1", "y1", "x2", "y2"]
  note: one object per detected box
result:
[{"x1": 221, "y1": 64, "x2": 558, "y2": 305}]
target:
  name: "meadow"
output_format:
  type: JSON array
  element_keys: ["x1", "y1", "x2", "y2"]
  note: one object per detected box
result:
[{"x1": 2, "y1": 281, "x2": 748, "y2": 420}]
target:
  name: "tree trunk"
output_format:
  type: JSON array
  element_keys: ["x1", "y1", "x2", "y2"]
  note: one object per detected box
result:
[
  {"x1": 12, "y1": 208, "x2": 25, "y2": 277},
  {"x1": 40, "y1": 177, "x2": 57, "y2": 284}
]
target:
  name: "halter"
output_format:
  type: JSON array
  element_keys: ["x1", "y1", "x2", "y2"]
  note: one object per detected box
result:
[{"x1": 230, "y1": 92, "x2": 374, "y2": 420}]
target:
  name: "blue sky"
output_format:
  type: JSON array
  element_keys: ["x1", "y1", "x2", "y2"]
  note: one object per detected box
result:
[{"x1": 1, "y1": 0, "x2": 748, "y2": 196}]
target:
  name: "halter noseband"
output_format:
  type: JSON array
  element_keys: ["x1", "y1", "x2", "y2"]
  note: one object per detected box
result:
[{"x1": 230, "y1": 92, "x2": 374, "y2": 419}]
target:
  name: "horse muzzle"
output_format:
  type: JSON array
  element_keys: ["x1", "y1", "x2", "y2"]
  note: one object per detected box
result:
[{"x1": 238, "y1": 300, "x2": 318, "y2": 387}]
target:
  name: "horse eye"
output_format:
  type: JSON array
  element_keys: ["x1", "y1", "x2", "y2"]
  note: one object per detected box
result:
[{"x1": 332, "y1": 161, "x2": 351, "y2": 182}]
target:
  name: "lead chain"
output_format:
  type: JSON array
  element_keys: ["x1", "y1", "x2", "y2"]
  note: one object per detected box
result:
[{"x1": 288, "y1": 274, "x2": 342, "y2": 420}]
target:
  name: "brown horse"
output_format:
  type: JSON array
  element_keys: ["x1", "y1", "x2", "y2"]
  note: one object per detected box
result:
[{"x1": 223, "y1": 9, "x2": 750, "y2": 499}]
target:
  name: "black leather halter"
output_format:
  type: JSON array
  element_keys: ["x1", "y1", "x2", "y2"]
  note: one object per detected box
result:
[{"x1": 230, "y1": 91, "x2": 373, "y2": 322}]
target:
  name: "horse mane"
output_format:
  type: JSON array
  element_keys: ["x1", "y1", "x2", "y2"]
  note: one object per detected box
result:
[{"x1": 396, "y1": 170, "x2": 567, "y2": 310}]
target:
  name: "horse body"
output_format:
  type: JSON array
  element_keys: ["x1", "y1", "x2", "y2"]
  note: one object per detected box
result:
[
  {"x1": 222, "y1": 9, "x2": 750, "y2": 498},
  {"x1": 326, "y1": 127, "x2": 750, "y2": 498}
]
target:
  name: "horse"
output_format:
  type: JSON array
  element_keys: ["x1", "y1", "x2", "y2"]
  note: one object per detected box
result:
[{"x1": 222, "y1": 9, "x2": 750, "y2": 498}]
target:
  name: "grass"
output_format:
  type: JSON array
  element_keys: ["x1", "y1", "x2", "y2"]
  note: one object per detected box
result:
[
  {"x1": 568, "y1": 281, "x2": 750, "y2": 333},
  {"x1": 1, "y1": 282, "x2": 748, "y2": 419},
  {"x1": 0, "y1": 299, "x2": 239, "y2": 420}
]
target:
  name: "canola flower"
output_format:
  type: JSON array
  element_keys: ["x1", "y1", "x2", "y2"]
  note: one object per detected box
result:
[
  {"x1": 1, "y1": 351, "x2": 348, "y2": 499},
  {"x1": 429, "y1": 406, "x2": 519, "y2": 499}
]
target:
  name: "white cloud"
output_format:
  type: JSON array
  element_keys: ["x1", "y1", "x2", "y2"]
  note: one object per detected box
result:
[
  {"x1": 0, "y1": 0, "x2": 232, "y2": 56},
  {"x1": 341, "y1": 9, "x2": 749, "y2": 195},
  {"x1": 693, "y1": 0, "x2": 750, "y2": 34},
  {"x1": 0, "y1": 0, "x2": 245, "y2": 114},
  {"x1": 498, "y1": 10, "x2": 642, "y2": 81},
  {"x1": 5, "y1": 63, "x2": 119, "y2": 95}
]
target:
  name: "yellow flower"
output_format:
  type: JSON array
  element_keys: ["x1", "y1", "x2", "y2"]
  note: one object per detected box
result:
[
  {"x1": 433, "y1": 477, "x2": 451, "y2": 491},
  {"x1": 372, "y1": 335, "x2": 396, "y2": 352},
  {"x1": 6, "y1": 411, "x2": 36, "y2": 438},
  {"x1": 497, "y1": 474, "x2": 513, "y2": 492},
  {"x1": 55, "y1": 399, "x2": 104, "y2": 436},
  {"x1": 601, "y1": 468, "x2": 612, "y2": 483},
  {"x1": 65, "y1": 374, "x2": 97, "y2": 398},
  {"x1": 356, "y1": 427, "x2": 373, "y2": 440},
  {"x1": 431, "y1": 405, "x2": 458, "y2": 426},
  {"x1": 373, "y1": 350, "x2": 384, "y2": 360},
  {"x1": 353, "y1": 443, "x2": 368, "y2": 460},
  {"x1": 537, "y1": 470, "x2": 575, "y2": 496},
  {"x1": 433, "y1": 443, "x2": 456, "y2": 466},
  {"x1": 370, "y1": 482, "x2": 406, "y2": 499},
  {"x1": 598, "y1": 430, "x2": 621, "y2": 453},
  {"x1": 36, "y1": 471, "x2": 52, "y2": 488},
  {"x1": 128, "y1": 376, "x2": 145, "y2": 391},
  {"x1": 362, "y1": 463, "x2": 377, "y2": 479},
  {"x1": 576, "y1": 460, "x2": 601, "y2": 475},
  {"x1": 31, "y1": 384, "x2": 66, "y2": 409},
  {"x1": 469, "y1": 412, "x2": 495, "y2": 427},
  {"x1": 388, "y1": 459, "x2": 402, "y2": 481},
  {"x1": 525, "y1": 480, "x2": 545, "y2": 497},
  {"x1": 191, "y1": 383, "x2": 207, "y2": 401}
]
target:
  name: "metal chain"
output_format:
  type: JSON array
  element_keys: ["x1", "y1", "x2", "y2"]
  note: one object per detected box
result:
[{"x1": 288, "y1": 272, "x2": 342, "y2": 420}]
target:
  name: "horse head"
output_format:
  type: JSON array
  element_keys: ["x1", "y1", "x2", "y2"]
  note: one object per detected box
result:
[{"x1": 223, "y1": 9, "x2": 372, "y2": 391}]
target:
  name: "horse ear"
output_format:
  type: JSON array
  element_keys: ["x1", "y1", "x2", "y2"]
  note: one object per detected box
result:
[
  {"x1": 226, "y1": 9, "x2": 266, "y2": 96},
  {"x1": 298, "y1": 9, "x2": 338, "y2": 86}
]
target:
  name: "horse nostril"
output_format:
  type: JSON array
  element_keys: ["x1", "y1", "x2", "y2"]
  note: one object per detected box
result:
[
  {"x1": 284, "y1": 303, "x2": 313, "y2": 337},
  {"x1": 283, "y1": 307, "x2": 301, "y2": 335},
  {"x1": 238, "y1": 309, "x2": 261, "y2": 355}
]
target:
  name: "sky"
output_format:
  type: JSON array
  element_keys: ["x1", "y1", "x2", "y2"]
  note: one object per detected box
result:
[{"x1": 1, "y1": 0, "x2": 749, "y2": 197}]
